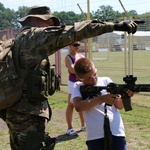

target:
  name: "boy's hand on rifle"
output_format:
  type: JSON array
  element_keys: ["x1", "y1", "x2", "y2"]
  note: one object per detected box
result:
[
  {"x1": 100, "y1": 94, "x2": 118, "y2": 105},
  {"x1": 126, "y1": 90, "x2": 138, "y2": 97}
]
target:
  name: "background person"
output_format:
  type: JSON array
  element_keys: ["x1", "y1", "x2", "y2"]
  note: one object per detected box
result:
[
  {"x1": 65, "y1": 41, "x2": 85, "y2": 136},
  {"x1": 71, "y1": 58, "x2": 135, "y2": 150},
  {"x1": 0, "y1": 5, "x2": 137, "y2": 150}
]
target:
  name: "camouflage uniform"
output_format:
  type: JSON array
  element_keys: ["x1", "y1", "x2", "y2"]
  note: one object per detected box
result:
[
  {"x1": 3, "y1": 5, "x2": 137, "y2": 150},
  {"x1": 5, "y1": 22, "x2": 113, "y2": 149}
]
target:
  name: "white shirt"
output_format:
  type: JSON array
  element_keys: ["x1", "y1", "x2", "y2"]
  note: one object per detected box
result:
[{"x1": 71, "y1": 77, "x2": 125, "y2": 141}]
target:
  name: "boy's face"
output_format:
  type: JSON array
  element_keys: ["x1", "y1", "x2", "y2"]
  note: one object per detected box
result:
[{"x1": 77, "y1": 68, "x2": 98, "y2": 86}]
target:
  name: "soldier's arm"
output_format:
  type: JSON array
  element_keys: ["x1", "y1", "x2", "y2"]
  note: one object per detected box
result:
[{"x1": 18, "y1": 20, "x2": 137, "y2": 68}]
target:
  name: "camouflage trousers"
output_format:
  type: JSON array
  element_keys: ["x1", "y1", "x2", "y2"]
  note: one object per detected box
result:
[{"x1": 5, "y1": 109, "x2": 52, "y2": 150}]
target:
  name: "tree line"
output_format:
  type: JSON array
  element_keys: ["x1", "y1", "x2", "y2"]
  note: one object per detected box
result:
[{"x1": 0, "y1": 2, "x2": 150, "y2": 30}]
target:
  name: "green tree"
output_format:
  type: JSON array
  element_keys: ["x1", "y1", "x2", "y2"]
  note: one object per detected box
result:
[
  {"x1": 119, "y1": 10, "x2": 138, "y2": 19},
  {"x1": 16, "y1": 6, "x2": 30, "y2": 20},
  {"x1": 15, "y1": 6, "x2": 30, "y2": 28},
  {"x1": 91, "y1": 5, "x2": 138, "y2": 22},
  {"x1": 0, "y1": 3, "x2": 29, "y2": 29},
  {"x1": 91, "y1": 5, "x2": 117, "y2": 21},
  {"x1": 128, "y1": 10, "x2": 138, "y2": 16},
  {"x1": 53, "y1": 11, "x2": 84, "y2": 24},
  {"x1": 0, "y1": 3, "x2": 16, "y2": 29}
]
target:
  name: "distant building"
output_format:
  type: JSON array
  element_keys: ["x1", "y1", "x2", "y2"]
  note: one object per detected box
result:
[
  {"x1": 97, "y1": 31, "x2": 150, "y2": 51},
  {"x1": 0, "y1": 29, "x2": 19, "y2": 41}
]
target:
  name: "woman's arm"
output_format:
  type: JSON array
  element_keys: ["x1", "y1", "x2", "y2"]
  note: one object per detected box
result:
[{"x1": 65, "y1": 55, "x2": 75, "y2": 74}]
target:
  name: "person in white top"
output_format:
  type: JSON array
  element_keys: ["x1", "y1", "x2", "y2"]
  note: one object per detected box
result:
[{"x1": 71, "y1": 58, "x2": 135, "y2": 150}]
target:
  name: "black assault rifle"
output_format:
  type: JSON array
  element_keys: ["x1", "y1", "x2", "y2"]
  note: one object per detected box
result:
[{"x1": 80, "y1": 75, "x2": 150, "y2": 111}]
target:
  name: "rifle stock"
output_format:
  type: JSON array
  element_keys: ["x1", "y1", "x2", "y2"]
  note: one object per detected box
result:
[{"x1": 80, "y1": 75, "x2": 150, "y2": 111}]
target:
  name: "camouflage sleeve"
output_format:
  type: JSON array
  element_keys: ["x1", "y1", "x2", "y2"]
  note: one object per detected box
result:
[
  {"x1": 74, "y1": 20, "x2": 114, "y2": 40},
  {"x1": 18, "y1": 20, "x2": 114, "y2": 68}
]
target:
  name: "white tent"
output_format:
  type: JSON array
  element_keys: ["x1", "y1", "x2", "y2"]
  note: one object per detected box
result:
[{"x1": 113, "y1": 31, "x2": 150, "y2": 36}]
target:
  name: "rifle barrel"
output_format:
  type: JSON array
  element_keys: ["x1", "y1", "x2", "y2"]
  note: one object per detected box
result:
[{"x1": 136, "y1": 84, "x2": 150, "y2": 92}]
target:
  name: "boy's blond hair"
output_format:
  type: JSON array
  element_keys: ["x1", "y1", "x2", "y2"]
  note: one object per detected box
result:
[{"x1": 74, "y1": 58, "x2": 95, "y2": 76}]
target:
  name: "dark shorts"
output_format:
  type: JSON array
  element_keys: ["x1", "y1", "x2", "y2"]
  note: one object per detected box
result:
[{"x1": 86, "y1": 135, "x2": 127, "y2": 150}]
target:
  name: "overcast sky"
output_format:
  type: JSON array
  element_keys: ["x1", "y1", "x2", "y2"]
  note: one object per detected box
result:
[{"x1": 1, "y1": 0, "x2": 150, "y2": 15}]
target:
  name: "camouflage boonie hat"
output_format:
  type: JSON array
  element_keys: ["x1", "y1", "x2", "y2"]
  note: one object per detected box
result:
[{"x1": 18, "y1": 6, "x2": 60, "y2": 26}]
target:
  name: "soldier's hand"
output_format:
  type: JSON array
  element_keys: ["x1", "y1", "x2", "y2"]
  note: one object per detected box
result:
[{"x1": 114, "y1": 20, "x2": 137, "y2": 34}]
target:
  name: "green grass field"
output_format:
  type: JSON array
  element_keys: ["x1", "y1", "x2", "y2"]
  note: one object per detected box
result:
[
  {"x1": 58, "y1": 50, "x2": 150, "y2": 85},
  {"x1": 0, "y1": 50, "x2": 150, "y2": 150}
]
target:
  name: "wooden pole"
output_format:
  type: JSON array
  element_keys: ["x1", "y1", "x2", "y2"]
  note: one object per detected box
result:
[
  {"x1": 118, "y1": 0, "x2": 133, "y2": 75},
  {"x1": 87, "y1": 0, "x2": 92, "y2": 60}
]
